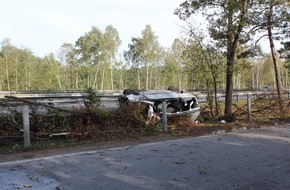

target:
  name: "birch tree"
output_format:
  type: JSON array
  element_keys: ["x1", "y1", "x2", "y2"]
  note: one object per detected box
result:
[
  {"x1": 75, "y1": 27, "x2": 103, "y2": 89},
  {"x1": 124, "y1": 38, "x2": 142, "y2": 89},
  {"x1": 1, "y1": 39, "x2": 13, "y2": 91},
  {"x1": 125, "y1": 25, "x2": 162, "y2": 90},
  {"x1": 103, "y1": 25, "x2": 121, "y2": 90}
]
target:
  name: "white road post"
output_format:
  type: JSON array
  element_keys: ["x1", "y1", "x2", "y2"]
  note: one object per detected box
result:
[
  {"x1": 247, "y1": 94, "x2": 251, "y2": 122},
  {"x1": 22, "y1": 105, "x2": 30, "y2": 148},
  {"x1": 162, "y1": 101, "x2": 167, "y2": 132}
]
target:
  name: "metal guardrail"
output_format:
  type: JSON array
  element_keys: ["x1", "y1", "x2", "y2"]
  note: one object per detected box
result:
[
  {"x1": 1, "y1": 90, "x2": 289, "y2": 147},
  {"x1": 0, "y1": 94, "x2": 121, "y2": 115},
  {"x1": 191, "y1": 91, "x2": 290, "y2": 103},
  {"x1": 0, "y1": 90, "x2": 289, "y2": 112}
]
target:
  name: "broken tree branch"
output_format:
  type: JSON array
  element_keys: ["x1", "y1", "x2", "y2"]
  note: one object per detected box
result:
[{"x1": 4, "y1": 95, "x2": 79, "y2": 113}]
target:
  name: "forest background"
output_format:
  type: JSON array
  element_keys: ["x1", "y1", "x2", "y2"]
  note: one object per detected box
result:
[{"x1": 0, "y1": 1, "x2": 290, "y2": 116}]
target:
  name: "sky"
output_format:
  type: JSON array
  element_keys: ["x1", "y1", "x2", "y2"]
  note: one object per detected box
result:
[{"x1": 0, "y1": 0, "x2": 184, "y2": 58}]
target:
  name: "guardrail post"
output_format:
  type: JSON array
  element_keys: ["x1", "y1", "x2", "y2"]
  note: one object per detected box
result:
[
  {"x1": 162, "y1": 101, "x2": 167, "y2": 132},
  {"x1": 247, "y1": 94, "x2": 251, "y2": 122},
  {"x1": 22, "y1": 105, "x2": 30, "y2": 148}
]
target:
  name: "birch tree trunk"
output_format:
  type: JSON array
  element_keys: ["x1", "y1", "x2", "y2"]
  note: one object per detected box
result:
[
  {"x1": 93, "y1": 61, "x2": 100, "y2": 90},
  {"x1": 75, "y1": 65, "x2": 79, "y2": 90},
  {"x1": 149, "y1": 65, "x2": 153, "y2": 89},
  {"x1": 51, "y1": 60, "x2": 63, "y2": 90},
  {"x1": 146, "y1": 62, "x2": 149, "y2": 90},
  {"x1": 25, "y1": 61, "x2": 28, "y2": 90},
  {"x1": 87, "y1": 71, "x2": 90, "y2": 89},
  {"x1": 110, "y1": 63, "x2": 114, "y2": 90},
  {"x1": 15, "y1": 58, "x2": 18, "y2": 91},
  {"x1": 120, "y1": 67, "x2": 124, "y2": 90},
  {"x1": 137, "y1": 67, "x2": 141, "y2": 90},
  {"x1": 252, "y1": 69, "x2": 255, "y2": 89},
  {"x1": 101, "y1": 65, "x2": 105, "y2": 90},
  {"x1": 4, "y1": 56, "x2": 10, "y2": 91},
  {"x1": 178, "y1": 67, "x2": 182, "y2": 91},
  {"x1": 286, "y1": 69, "x2": 289, "y2": 90},
  {"x1": 256, "y1": 64, "x2": 260, "y2": 89}
]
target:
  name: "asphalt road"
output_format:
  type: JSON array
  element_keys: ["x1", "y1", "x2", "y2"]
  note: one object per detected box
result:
[{"x1": 1, "y1": 124, "x2": 290, "y2": 190}]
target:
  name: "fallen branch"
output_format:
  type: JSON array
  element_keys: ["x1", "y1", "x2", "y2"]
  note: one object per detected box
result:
[
  {"x1": 4, "y1": 95, "x2": 79, "y2": 113},
  {"x1": 234, "y1": 98, "x2": 280, "y2": 117}
]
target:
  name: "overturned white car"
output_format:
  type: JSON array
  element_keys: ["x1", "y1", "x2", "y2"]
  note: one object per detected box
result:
[{"x1": 118, "y1": 89, "x2": 201, "y2": 125}]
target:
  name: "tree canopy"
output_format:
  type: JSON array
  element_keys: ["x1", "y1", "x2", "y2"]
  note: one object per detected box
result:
[
  {"x1": 174, "y1": 0, "x2": 290, "y2": 115},
  {"x1": 0, "y1": 9, "x2": 289, "y2": 116}
]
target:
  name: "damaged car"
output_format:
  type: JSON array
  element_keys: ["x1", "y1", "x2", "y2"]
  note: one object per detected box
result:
[{"x1": 118, "y1": 89, "x2": 201, "y2": 125}]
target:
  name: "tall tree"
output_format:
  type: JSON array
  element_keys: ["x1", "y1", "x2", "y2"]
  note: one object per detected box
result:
[
  {"x1": 42, "y1": 54, "x2": 63, "y2": 90},
  {"x1": 0, "y1": 52, "x2": 4, "y2": 90},
  {"x1": 103, "y1": 25, "x2": 121, "y2": 90},
  {"x1": 171, "y1": 39, "x2": 186, "y2": 90},
  {"x1": 75, "y1": 26, "x2": 121, "y2": 90},
  {"x1": 279, "y1": 41, "x2": 290, "y2": 89},
  {"x1": 21, "y1": 49, "x2": 35, "y2": 91},
  {"x1": 1, "y1": 38, "x2": 14, "y2": 91},
  {"x1": 234, "y1": 45, "x2": 252, "y2": 89},
  {"x1": 124, "y1": 38, "x2": 142, "y2": 89},
  {"x1": 59, "y1": 43, "x2": 82, "y2": 90},
  {"x1": 163, "y1": 41, "x2": 182, "y2": 89},
  {"x1": 139, "y1": 25, "x2": 163, "y2": 90},
  {"x1": 249, "y1": 0, "x2": 290, "y2": 113},
  {"x1": 175, "y1": 0, "x2": 251, "y2": 116},
  {"x1": 124, "y1": 25, "x2": 162, "y2": 90},
  {"x1": 75, "y1": 27, "x2": 103, "y2": 89},
  {"x1": 183, "y1": 38, "x2": 225, "y2": 116}
]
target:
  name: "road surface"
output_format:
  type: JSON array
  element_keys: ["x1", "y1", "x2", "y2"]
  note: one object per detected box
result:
[{"x1": 0, "y1": 124, "x2": 290, "y2": 190}]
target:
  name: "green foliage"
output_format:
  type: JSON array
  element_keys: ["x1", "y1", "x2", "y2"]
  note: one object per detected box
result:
[
  {"x1": 280, "y1": 41, "x2": 290, "y2": 67},
  {"x1": 0, "y1": 12, "x2": 289, "y2": 93},
  {"x1": 248, "y1": 1, "x2": 290, "y2": 43},
  {"x1": 124, "y1": 25, "x2": 163, "y2": 90},
  {"x1": 85, "y1": 88, "x2": 100, "y2": 109},
  {"x1": 174, "y1": 0, "x2": 290, "y2": 115},
  {"x1": 74, "y1": 25, "x2": 121, "y2": 90},
  {"x1": 70, "y1": 103, "x2": 158, "y2": 141}
]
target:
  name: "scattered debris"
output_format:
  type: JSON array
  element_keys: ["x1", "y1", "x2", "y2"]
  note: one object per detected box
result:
[
  {"x1": 212, "y1": 130, "x2": 226, "y2": 135},
  {"x1": 23, "y1": 184, "x2": 32, "y2": 188},
  {"x1": 218, "y1": 120, "x2": 226, "y2": 124},
  {"x1": 198, "y1": 165, "x2": 208, "y2": 175},
  {"x1": 172, "y1": 161, "x2": 186, "y2": 165}
]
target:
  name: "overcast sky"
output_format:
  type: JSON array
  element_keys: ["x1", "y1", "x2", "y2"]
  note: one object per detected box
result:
[{"x1": 0, "y1": 0, "x2": 184, "y2": 58}]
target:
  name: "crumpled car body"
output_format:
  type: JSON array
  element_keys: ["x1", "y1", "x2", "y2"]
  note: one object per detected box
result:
[{"x1": 118, "y1": 89, "x2": 201, "y2": 125}]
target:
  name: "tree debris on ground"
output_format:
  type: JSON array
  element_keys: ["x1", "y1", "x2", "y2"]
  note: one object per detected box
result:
[{"x1": 0, "y1": 97, "x2": 289, "y2": 151}]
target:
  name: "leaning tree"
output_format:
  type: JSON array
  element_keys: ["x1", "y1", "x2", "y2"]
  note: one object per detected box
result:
[{"x1": 249, "y1": 0, "x2": 290, "y2": 113}]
